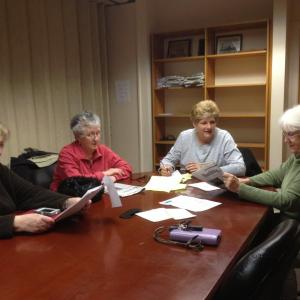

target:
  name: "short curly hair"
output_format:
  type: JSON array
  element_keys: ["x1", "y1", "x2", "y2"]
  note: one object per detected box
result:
[
  {"x1": 70, "y1": 111, "x2": 101, "y2": 137},
  {"x1": 190, "y1": 100, "x2": 220, "y2": 123},
  {"x1": 279, "y1": 105, "x2": 300, "y2": 132}
]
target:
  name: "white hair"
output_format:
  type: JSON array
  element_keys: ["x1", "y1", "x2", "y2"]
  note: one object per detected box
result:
[
  {"x1": 70, "y1": 111, "x2": 101, "y2": 136},
  {"x1": 279, "y1": 105, "x2": 300, "y2": 132}
]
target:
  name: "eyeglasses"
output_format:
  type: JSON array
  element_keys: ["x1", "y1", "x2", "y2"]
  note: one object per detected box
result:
[
  {"x1": 84, "y1": 131, "x2": 100, "y2": 139},
  {"x1": 283, "y1": 131, "x2": 300, "y2": 139}
]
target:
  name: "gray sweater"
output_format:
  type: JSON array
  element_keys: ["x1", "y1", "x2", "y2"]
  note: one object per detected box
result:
[{"x1": 161, "y1": 128, "x2": 246, "y2": 176}]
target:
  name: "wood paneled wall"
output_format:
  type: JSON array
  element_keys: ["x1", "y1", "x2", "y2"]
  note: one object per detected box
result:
[{"x1": 0, "y1": 0, "x2": 108, "y2": 164}]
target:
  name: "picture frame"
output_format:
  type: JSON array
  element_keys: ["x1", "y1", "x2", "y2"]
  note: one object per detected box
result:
[
  {"x1": 198, "y1": 38, "x2": 205, "y2": 56},
  {"x1": 167, "y1": 39, "x2": 192, "y2": 58},
  {"x1": 216, "y1": 34, "x2": 242, "y2": 54}
]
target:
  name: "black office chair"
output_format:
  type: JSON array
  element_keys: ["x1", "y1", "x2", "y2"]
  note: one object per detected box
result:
[
  {"x1": 239, "y1": 147, "x2": 262, "y2": 177},
  {"x1": 213, "y1": 219, "x2": 300, "y2": 300}
]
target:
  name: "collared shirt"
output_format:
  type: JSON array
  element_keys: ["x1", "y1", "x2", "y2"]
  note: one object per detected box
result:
[{"x1": 50, "y1": 141, "x2": 132, "y2": 191}]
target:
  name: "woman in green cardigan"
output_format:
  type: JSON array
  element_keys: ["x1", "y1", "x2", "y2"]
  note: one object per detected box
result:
[{"x1": 223, "y1": 105, "x2": 300, "y2": 221}]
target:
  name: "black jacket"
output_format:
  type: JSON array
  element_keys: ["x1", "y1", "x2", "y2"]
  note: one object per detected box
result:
[{"x1": 0, "y1": 164, "x2": 68, "y2": 238}]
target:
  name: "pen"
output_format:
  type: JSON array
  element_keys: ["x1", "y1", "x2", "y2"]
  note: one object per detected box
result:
[{"x1": 159, "y1": 161, "x2": 172, "y2": 176}]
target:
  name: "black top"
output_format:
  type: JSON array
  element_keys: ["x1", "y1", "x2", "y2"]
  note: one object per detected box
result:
[{"x1": 0, "y1": 164, "x2": 68, "y2": 238}]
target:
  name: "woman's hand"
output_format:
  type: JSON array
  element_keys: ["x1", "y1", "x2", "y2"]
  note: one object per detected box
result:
[
  {"x1": 185, "y1": 162, "x2": 202, "y2": 173},
  {"x1": 13, "y1": 214, "x2": 55, "y2": 234},
  {"x1": 64, "y1": 197, "x2": 91, "y2": 212},
  {"x1": 223, "y1": 172, "x2": 241, "y2": 193},
  {"x1": 159, "y1": 165, "x2": 173, "y2": 176},
  {"x1": 103, "y1": 168, "x2": 124, "y2": 177}
]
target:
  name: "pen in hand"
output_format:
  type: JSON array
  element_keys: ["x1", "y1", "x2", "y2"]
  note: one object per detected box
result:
[{"x1": 159, "y1": 162, "x2": 173, "y2": 176}]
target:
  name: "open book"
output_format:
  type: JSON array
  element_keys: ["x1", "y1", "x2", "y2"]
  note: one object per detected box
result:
[{"x1": 191, "y1": 162, "x2": 224, "y2": 186}]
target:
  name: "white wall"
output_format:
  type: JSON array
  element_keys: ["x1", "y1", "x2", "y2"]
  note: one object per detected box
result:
[
  {"x1": 105, "y1": 0, "x2": 273, "y2": 172},
  {"x1": 106, "y1": 3, "x2": 141, "y2": 171},
  {"x1": 282, "y1": 0, "x2": 300, "y2": 159}
]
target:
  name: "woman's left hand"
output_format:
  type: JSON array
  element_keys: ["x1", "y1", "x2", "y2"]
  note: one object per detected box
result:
[
  {"x1": 64, "y1": 197, "x2": 92, "y2": 212},
  {"x1": 223, "y1": 172, "x2": 240, "y2": 193},
  {"x1": 185, "y1": 162, "x2": 202, "y2": 173}
]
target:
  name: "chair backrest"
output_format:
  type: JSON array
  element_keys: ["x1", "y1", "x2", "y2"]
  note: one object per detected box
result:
[
  {"x1": 10, "y1": 150, "x2": 58, "y2": 189},
  {"x1": 213, "y1": 219, "x2": 300, "y2": 300},
  {"x1": 238, "y1": 147, "x2": 262, "y2": 177},
  {"x1": 30, "y1": 162, "x2": 57, "y2": 189}
]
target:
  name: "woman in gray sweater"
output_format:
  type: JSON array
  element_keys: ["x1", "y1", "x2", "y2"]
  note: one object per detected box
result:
[{"x1": 160, "y1": 100, "x2": 246, "y2": 176}]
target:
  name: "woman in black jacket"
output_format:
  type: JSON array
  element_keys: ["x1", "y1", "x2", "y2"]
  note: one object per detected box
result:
[{"x1": 0, "y1": 123, "x2": 88, "y2": 238}]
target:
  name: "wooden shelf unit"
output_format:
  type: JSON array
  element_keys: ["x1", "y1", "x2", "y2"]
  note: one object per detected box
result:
[{"x1": 151, "y1": 20, "x2": 271, "y2": 170}]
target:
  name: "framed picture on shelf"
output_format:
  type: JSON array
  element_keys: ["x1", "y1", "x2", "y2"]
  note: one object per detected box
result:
[
  {"x1": 198, "y1": 38, "x2": 205, "y2": 56},
  {"x1": 216, "y1": 34, "x2": 242, "y2": 54},
  {"x1": 167, "y1": 39, "x2": 192, "y2": 58}
]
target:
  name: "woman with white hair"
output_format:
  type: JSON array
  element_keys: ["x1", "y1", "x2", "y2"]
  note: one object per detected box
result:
[
  {"x1": 51, "y1": 111, "x2": 132, "y2": 191},
  {"x1": 223, "y1": 105, "x2": 300, "y2": 221}
]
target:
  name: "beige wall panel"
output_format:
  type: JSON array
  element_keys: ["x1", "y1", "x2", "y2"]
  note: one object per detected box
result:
[
  {"x1": 106, "y1": 4, "x2": 140, "y2": 171},
  {"x1": 46, "y1": 0, "x2": 72, "y2": 148},
  {"x1": 0, "y1": 0, "x2": 19, "y2": 162},
  {"x1": 90, "y1": 4, "x2": 106, "y2": 138},
  {"x1": 61, "y1": 0, "x2": 83, "y2": 119},
  {"x1": 28, "y1": 0, "x2": 56, "y2": 151},
  {"x1": 77, "y1": 0, "x2": 97, "y2": 111},
  {"x1": 0, "y1": 0, "x2": 107, "y2": 165},
  {"x1": 7, "y1": 0, "x2": 38, "y2": 151}
]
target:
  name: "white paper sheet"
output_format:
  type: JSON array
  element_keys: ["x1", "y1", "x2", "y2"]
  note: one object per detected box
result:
[
  {"x1": 159, "y1": 195, "x2": 221, "y2": 212},
  {"x1": 103, "y1": 176, "x2": 122, "y2": 207},
  {"x1": 144, "y1": 170, "x2": 183, "y2": 192},
  {"x1": 135, "y1": 207, "x2": 195, "y2": 222},
  {"x1": 188, "y1": 182, "x2": 221, "y2": 191},
  {"x1": 135, "y1": 208, "x2": 171, "y2": 222},
  {"x1": 165, "y1": 208, "x2": 196, "y2": 220}
]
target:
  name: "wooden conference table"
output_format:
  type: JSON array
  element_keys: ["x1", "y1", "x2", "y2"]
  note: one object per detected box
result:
[{"x1": 1, "y1": 173, "x2": 270, "y2": 300}]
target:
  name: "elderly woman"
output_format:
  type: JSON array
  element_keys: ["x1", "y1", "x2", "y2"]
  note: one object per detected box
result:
[
  {"x1": 51, "y1": 111, "x2": 132, "y2": 191},
  {"x1": 0, "y1": 123, "x2": 85, "y2": 239},
  {"x1": 160, "y1": 100, "x2": 246, "y2": 176},
  {"x1": 223, "y1": 105, "x2": 300, "y2": 221}
]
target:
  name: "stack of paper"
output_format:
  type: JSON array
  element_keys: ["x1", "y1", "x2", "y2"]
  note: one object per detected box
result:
[
  {"x1": 114, "y1": 183, "x2": 145, "y2": 197},
  {"x1": 144, "y1": 170, "x2": 186, "y2": 192}
]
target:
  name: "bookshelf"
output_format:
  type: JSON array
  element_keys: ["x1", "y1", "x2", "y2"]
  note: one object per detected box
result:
[{"x1": 151, "y1": 20, "x2": 271, "y2": 170}]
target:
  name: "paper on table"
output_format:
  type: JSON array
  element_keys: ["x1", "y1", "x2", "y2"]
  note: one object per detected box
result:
[
  {"x1": 160, "y1": 195, "x2": 221, "y2": 212},
  {"x1": 135, "y1": 207, "x2": 195, "y2": 222},
  {"x1": 171, "y1": 183, "x2": 187, "y2": 191},
  {"x1": 145, "y1": 170, "x2": 183, "y2": 192},
  {"x1": 103, "y1": 176, "x2": 122, "y2": 207},
  {"x1": 136, "y1": 208, "x2": 171, "y2": 222},
  {"x1": 54, "y1": 185, "x2": 103, "y2": 222},
  {"x1": 188, "y1": 182, "x2": 221, "y2": 191},
  {"x1": 165, "y1": 208, "x2": 196, "y2": 220}
]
